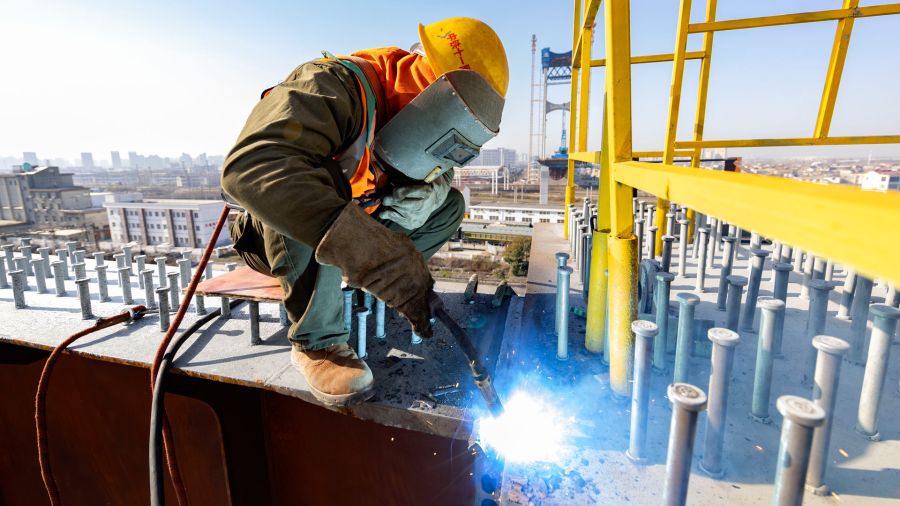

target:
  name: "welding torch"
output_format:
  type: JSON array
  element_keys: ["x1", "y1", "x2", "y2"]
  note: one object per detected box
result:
[{"x1": 429, "y1": 292, "x2": 505, "y2": 417}]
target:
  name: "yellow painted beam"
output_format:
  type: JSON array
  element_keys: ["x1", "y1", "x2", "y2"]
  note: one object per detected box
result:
[
  {"x1": 604, "y1": 0, "x2": 637, "y2": 398},
  {"x1": 572, "y1": 0, "x2": 602, "y2": 65},
  {"x1": 688, "y1": 4, "x2": 900, "y2": 33},
  {"x1": 612, "y1": 161, "x2": 900, "y2": 285},
  {"x1": 597, "y1": 99, "x2": 611, "y2": 231},
  {"x1": 565, "y1": 0, "x2": 583, "y2": 240},
  {"x1": 631, "y1": 150, "x2": 696, "y2": 159},
  {"x1": 582, "y1": 0, "x2": 601, "y2": 29},
  {"x1": 577, "y1": 27, "x2": 593, "y2": 156},
  {"x1": 814, "y1": 0, "x2": 859, "y2": 138},
  {"x1": 691, "y1": 0, "x2": 718, "y2": 163},
  {"x1": 585, "y1": 100, "x2": 612, "y2": 354},
  {"x1": 688, "y1": 0, "x2": 719, "y2": 243},
  {"x1": 589, "y1": 50, "x2": 705, "y2": 68},
  {"x1": 675, "y1": 135, "x2": 900, "y2": 149},
  {"x1": 657, "y1": 0, "x2": 695, "y2": 252},
  {"x1": 570, "y1": 149, "x2": 697, "y2": 162},
  {"x1": 585, "y1": 231, "x2": 609, "y2": 353},
  {"x1": 569, "y1": 150, "x2": 603, "y2": 164},
  {"x1": 663, "y1": 0, "x2": 694, "y2": 166},
  {"x1": 607, "y1": 233, "x2": 637, "y2": 396},
  {"x1": 603, "y1": 0, "x2": 634, "y2": 168}
]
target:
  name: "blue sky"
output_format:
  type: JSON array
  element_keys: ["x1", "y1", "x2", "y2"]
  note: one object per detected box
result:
[{"x1": 1, "y1": 0, "x2": 897, "y2": 161}]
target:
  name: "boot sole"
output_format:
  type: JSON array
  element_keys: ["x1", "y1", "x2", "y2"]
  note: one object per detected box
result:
[{"x1": 290, "y1": 354, "x2": 376, "y2": 408}]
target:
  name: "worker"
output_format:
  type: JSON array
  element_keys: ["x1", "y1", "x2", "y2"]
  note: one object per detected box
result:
[{"x1": 222, "y1": 17, "x2": 508, "y2": 406}]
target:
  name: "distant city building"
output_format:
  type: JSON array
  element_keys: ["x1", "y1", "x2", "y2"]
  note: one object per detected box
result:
[
  {"x1": 81, "y1": 152, "x2": 94, "y2": 168},
  {"x1": 73, "y1": 170, "x2": 141, "y2": 187},
  {"x1": 91, "y1": 191, "x2": 142, "y2": 208},
  {"x1": 111, "y1": 151, "x2": 122, "y2": 169},
  {"x1": 472, "y1": 148, "x2": 519, "y2": 168},
  {"x1": 23, "y1": 152, "x2": 39, "y2": 166},
  {"x1": 467, "y1": 202, "x2": 564, "y2": 225},
  {"x1": 175, "y1": 173, "x2": 218, "y2": 187},
  {"x1": 104, "y1": 196, "x2": 230, "y2": 249},
  {"x1": 207, "y1": 154, "x2": 225, "y2": 167},
  {"x1": 860, "y1": 169, "x2": 900, "y2": 191},
  {"x1": 0, "y1": 166, "x2": 106, "y2": 231},
  {"x1": 127, "y1": 152, "x2": 170, "y2": 170},
  {"x1": 458, "y1": 222, "x2": 532, "y2": 243}
]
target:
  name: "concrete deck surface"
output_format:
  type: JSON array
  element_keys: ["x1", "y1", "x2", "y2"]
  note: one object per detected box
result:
[
  {"x1": 0, "y1": 258, "x2": 515, "y2": 440},
  {"x1": 496, "y1": 223, "x2": 899, "y2": 505}
]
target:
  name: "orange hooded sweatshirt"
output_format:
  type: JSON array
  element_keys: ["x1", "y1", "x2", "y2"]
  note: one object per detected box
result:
[{"x1": 350, "y1": 47, "x2": 437, "y2": 126}]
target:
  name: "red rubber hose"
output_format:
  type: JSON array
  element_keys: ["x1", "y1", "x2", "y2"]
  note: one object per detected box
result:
[{"x1": 35, "y1": 306, "x2": 147, "y2": 506}]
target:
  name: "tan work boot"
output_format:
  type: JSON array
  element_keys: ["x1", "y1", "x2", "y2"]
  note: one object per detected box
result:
[{"x1": 290, "y1": 343, "x2": 375, "y2": 406}]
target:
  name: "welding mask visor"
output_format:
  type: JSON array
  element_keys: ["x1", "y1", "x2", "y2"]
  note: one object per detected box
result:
[{"x1": 372, "y1": 69, "x2": 504, "y2": 183}]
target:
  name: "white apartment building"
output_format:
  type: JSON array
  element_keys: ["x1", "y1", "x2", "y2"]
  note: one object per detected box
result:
[
  {"x1": 860, "y1": 169, "x2": 900, "y2": 191},
  {"x1": 104, "y1": 196, "x2": 230, "y2": 249},
  {"x1": 468, "y1": 203, "x2": 565, "y2": 225}
]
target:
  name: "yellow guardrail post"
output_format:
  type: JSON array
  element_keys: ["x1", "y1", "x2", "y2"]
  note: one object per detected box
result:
[
  {"x1": 688, "y1": 0, "x2": 718, "y2": 242},
  {"x1": 604, "y1": 0, "x2": 637, "y2": 397},
  {"x1": 585, "y1": 232, "x2": 609, "y2": 352},
  {"x1": 585, "y1": 100, "x2": 609, "y2": 354},
  {"x1": 814, "y1": 0, "x2": 859, "y2": 139},
  {"x1": 564, "y1": 0, "x2": 582, "y2": 240},
  {"x1": 607, "y1": 230, "x2": 637, "y2": 395},
  {"x1": 658, "y1": 0, "x2": 694, "y2": 253},
  {"x1": 576, "y1": 5, "x2": 606, "y2": 354}
]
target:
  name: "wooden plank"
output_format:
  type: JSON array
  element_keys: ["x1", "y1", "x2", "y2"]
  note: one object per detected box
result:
[{"x1": 194, "y1": 266, "x2": 283, "y2": 302}]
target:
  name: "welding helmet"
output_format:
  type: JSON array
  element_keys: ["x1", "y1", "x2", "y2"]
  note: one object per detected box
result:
[{"x1": 372, "y1": 69, "x2": 504, "y2": 183}]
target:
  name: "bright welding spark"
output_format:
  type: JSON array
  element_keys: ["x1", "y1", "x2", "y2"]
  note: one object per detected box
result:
[{"x1": 476, "y1": 391, "x2": 568, "y2": 463}]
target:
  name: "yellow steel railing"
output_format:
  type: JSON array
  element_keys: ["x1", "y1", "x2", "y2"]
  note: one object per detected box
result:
[{"x1": 568, "y1": 0, "x2": 900, "y2": 396}]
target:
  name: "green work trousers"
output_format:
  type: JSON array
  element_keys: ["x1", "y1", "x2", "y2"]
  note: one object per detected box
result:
[{"x1": 230, "y1": 188, "x2": 464, "y2": 350}]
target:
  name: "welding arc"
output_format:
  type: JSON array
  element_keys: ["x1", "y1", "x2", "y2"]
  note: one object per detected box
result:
[
  {"x1": 35, "y1": 306, "x2": 148, "y2": 506},
  {"x1": 149, "y1": 203, "x2": 231, "y2": 506},
  {"x1": 430, "y1": 294, "x2": 505, "y2": 417},
  {"x1": 149, "y1": 299, "x2": 245, "y2": 506}
]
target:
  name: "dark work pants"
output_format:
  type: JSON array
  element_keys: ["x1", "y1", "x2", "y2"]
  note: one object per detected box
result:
[{"x1": 230, "y1": 189, "x2": 465, "y2": 350}]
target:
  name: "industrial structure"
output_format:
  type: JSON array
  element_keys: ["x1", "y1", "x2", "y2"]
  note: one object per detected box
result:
[
  {"x1": 527, "y1": 35, "x2": 579, "y2": 205},
  {"x1": 453, "y1": 165, "x2": 510, "y2": 195}
]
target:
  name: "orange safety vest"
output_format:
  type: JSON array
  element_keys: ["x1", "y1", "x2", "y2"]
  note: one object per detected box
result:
[{"x1": 325, "y1": 54, "x2": 389, "y2": 213}]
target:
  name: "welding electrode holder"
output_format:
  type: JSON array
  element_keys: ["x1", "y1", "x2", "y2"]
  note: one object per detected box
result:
[{"x1": 429, "y1": 291, "x2": 505, "y2": 417}]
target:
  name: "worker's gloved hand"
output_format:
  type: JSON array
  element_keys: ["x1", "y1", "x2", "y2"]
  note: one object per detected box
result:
[
  {"x1": 316, "y1": 202, "x2": 434, "y2": 338},
  {"x1": 379, "y1": 173, "x2": 452, "y2": 230}
]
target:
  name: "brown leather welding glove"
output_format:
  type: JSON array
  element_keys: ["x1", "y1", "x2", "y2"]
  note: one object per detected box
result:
[{"x1": 316, "y1": 202, "x2": 434, "y2": 338}]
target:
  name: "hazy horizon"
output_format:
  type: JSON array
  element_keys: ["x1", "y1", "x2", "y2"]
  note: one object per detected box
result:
[{"x1": 2, "y1": 0, "x2": 898, "y2": 161}]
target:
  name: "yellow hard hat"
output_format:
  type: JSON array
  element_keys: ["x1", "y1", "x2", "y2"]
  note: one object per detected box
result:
[{"x1": 418, "y1": 17, "x2": 509, "y2": 97}]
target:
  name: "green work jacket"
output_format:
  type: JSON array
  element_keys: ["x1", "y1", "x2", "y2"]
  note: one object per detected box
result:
[{"x1": 222, "y1": 60, "x2": 364, "y2": 249}]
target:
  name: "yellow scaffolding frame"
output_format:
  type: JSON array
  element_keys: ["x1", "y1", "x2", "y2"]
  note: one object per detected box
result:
[{"x1": 568, "y1": 0, "x2": 900, "y2": 396}]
